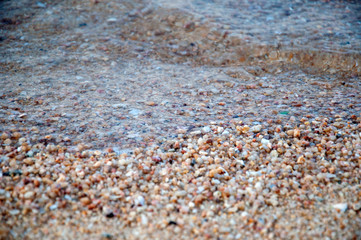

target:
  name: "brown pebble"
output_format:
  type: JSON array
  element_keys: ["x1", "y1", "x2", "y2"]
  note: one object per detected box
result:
[
  {"x1": 23, "y1": 158, "x2": 34, "y2": 165},
  {"x1": 146, "y1": 101, "x2": 156, "y2": 106},
  {"x1": 1, "y1": 133, "x2": 9, "y2": 140},
  {"x1": 194, "y1": 195, "x2": 204, "y2": 205},
  {"x1": 294, "y1": 129, "x2": 301, "y2": 138},
  {"x1": 80, "y1": 197, "x2": 91, "y2": 206},
  {"x1": 4, "y1": 139, "x2": 11, "y2": 145},
  {"x1": 297, "y1": 156, "x2": 305, "y2": 164},
  {"x1": 24, "y1": 191, "x2": 35, "y2": 199},
  {"x1": 12, "y1": 132, "x2": 21, "y2": 139}
]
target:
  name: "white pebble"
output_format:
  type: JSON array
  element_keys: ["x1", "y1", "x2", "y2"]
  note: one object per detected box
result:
[
  {"x1": 107, "y1": 18, "x2": 117, "y2": 23},
  {"x1": 49, "y1": 204, "x2": 58, "y2": 211},
  {"x1": 24, "y1": 191, "x2": 35, "y2": 199},
  {"x1": 222, "y1": 130, "x2": 230, "y2": 136},
  {"x1": 141, "y1": 215, "x2": 148, "y2": 225},
  {"x1": 202, "y1": 126, "x2": 211, "y2": 133},
  {"x1": 135, "y1": 196, "x2": 145, "y2": 206},
  {"x1": 332, "y1": 203, "x2": 348, "y2": 212},
  {"x1": 261, "y1": 138, "x2": 270, "y2": 148},
  {"x1": 241, "y1": 211, "x2": 248, "y2": 218},
  {"x1": 250, "y1": 125, "x2": 262, "y2": 133},
  {"x1": 270, "y1": 150, "x2": 278, "y2": 159},
  {"x1": 255, "y1": 182, "x2": 263, "y2": 192},
  {"x1": 9, "y1": 209, "x2": 20, "y2": 215}
]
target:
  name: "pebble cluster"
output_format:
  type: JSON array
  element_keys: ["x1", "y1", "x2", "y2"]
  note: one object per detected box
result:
[{"x1": 1, "y1": 114, "x2": 360, "y2": 239}]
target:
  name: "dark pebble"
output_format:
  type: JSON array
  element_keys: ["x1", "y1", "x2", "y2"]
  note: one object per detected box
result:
[{"x1": 168, "y1": 221, "x2": 177, "y2": 226}]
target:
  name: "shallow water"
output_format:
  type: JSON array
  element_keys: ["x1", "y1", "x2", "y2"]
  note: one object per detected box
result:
[
  {"x1": 153, "y1": 0, "x2": 361, "y2": 53},
  {"x1": 0, "y1": 0, "x2": 360, "y2": 151}
]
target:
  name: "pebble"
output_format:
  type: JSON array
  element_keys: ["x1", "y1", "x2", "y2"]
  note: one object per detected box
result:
[
  {"x1": 255, "y1": 182, "x2": 263, "y2": 192},
  {"x1": 93, "y1": 161, "x2": 102, "y2": 169},
  {"x1": 80, "y1": 197, "x2": 91, "y2": 206},
  {"x1": 141, "y1": 215, "x2": 148, "y2": 226},
  {"x1": 129, "y1": 109, "x2": 143, "y2": 117},
  {"x1": 261, "y1": 138, "x2": 270, "y2": 148},
  {"x1": 9, "y1": 209, "x2": 20, "y2": 215},
  {"x1": 24, "y1": 191, "x2": 35, "y2": 199},
  {"x1": 250, "y1": 125, "x2": 262, "y2": 133},
  {"x1": 107, "y1": 18, "x2": 117, "y2": 23},
  {"x1": 36, "y1": 2, "x2": 46, "y2": 8},
  {"x1": 332, "y1": 203, "x2": 348, "y2": 213},
  {"x1": 145, "y1": 101, "x2": 156, "y2": 106},
  {"x1": 270, "y1": 150, "x2": 278, "y2": 159},
  {"x1": 49, "y1": 204, "x2": 58, "y2": 211},
  {"x1": 23, "y1": 158, "x2": 34, "y2": 165},
  {"x1": 202, "y1": 126, "x2": 211, "y2": 133},
  {"x1": 135, "y1": 196, "x2": 145, "y2": 206}
]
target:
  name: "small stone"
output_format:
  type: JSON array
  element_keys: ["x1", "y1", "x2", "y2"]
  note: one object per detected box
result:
[
  {"x1": 352, "y1": 203, "x2": 361, "y2": 211},
  {"x1": 141, "y1": 215, "x2": 148, "y2": 226},
  {"x1": 255, "y1": 182, "x2": 263, "y2": 192},
  {"x1": 12, "y1": 132, "x2": 21, "y2": 139},
  {"x1": 269, "y1": 195, "x2": 279, "y2": 207},
  {"x1": 9, "y1": 209, "x2": 20, "y2": 215},
  {"x1": 23, "y1": 158, "x2": 34, "y2": 165},
  {"x1": 270, "y1": 150, "x2": 278, "y2": 159},
  {"x1": 222, "y1": 130, "x2": 230, "y2": 136},
  {"x1": 77, "y1": 144, "x2": 87, "y2": 152},
  {"x1": 160, "y1": 168, "x2": 167, "y2": 176},
  {"x1": 297, "y1": 156, "x2": 305, "y2": 164},
  {"x1": 4, "y1": 139, "x2": 11, "y2": 145},
  {"x1": 202, "y1": 126, "x2": 211, "y2": 133},
  {"x1": 145, "y1": 101, "x2": 156, "y2": 106},
  {"x1": 269, "y1": 51, "x2": 278, "y2": 60},
  {"x1": 332, "y1": 203, "x2": 348, "y2": 213},
  {"x1": 9, "y1": 160, "x2": 17, "y2": 168},
  {"x1": 49, "y1": 204, "x2": 58, "y2": 211},
  {"x1": 228, "y1": 207, "x2": 238, "y2": 213},
  {"x1": 286, "y1": 130, "x2": 294, "y2": 136},
  {"x1": 103, "y1": 206, "x2": 115, "y2": 218},
  {"x1": 194, "y1": 195, "x2": 204, "y2": 205},
  {"x1": 93, "y1": 161, "x2": 102, "y2": 169},
  {"x1": 94, "y1": 150, "x2": 102, "y2": 156},
  {"x1": 250, "y1": 125, "x2": 262, "y2": 133},
  {"x1": 294, "y1": 128, "x2": 301, "y2": 138},
  {"x1": 184, "y1": 21, "x2": 195, "y2": 31},
  {"x1": 101, "y1": 233, "x2": 113, "y2": 240},
  {"x1": 80, "y1": 197, "x2": 91, "y2": 206},
  {"x1": 241, "y1": 212, "x2": 248, "y2": 218},
  {"x1": 36, "y1": 2, "x2": 46, "y2": 8},
  {"x1": 261, "y1": 138, "x2": 270, "y2": 148},
  {"x1": 24, "y1": 191, "x2": 35, "y2": 199},
  {"x1": 213, "y1": 191, "x2": 222, "y2": 200},
  {"x1": 135, "y1": 195, "x2": 145, "y2": 206},
  {"x1": 107, "y1": 18, "x2": 117, "y2": 23},
  {"x1": 1, "y1": 133, "x2": 9, "y2": 140},
  {"x1": 190, "y1": 130, "x2": 201, "y2": 136}
]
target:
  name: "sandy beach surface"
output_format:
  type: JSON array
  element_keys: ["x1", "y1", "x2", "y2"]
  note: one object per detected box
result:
[{"x1": 1, "y1": 0, "x2": 361, "y2": 239}]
